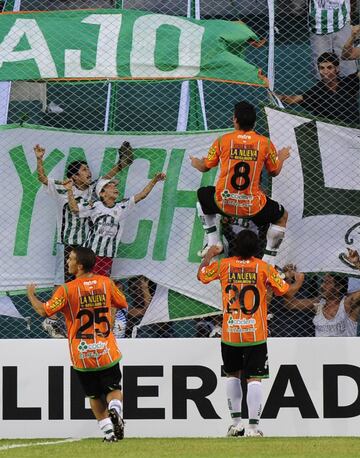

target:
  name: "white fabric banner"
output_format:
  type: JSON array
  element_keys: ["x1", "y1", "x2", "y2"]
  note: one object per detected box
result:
[
  {"x1": 265, "y1": 107, "x2": 360, "y2": 274},
  {"x1": 0, "y1": 125, "x2": 223, "y2": 309}
]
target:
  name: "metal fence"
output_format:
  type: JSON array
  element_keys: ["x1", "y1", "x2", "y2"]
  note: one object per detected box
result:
[{"x1": 0, "y1": 0, "x2": 359, "y2": 340}]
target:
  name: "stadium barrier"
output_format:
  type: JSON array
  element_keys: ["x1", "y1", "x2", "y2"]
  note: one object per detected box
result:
[{"x1": 0, "y1": 337, "x2": 359, "y2": 438}]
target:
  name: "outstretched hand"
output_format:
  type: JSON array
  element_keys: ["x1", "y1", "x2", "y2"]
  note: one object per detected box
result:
[
  {"x1": 34, "y1": 144, "x2": 45, "y2": 160},
  {"x1": 152, "y1": 172, "x2": 166, "y2": 183},
  {"x1": 345, "y1": 248, "x2": 360, "y2": 266},
  {"x1": 278, "y1": 146, "x2": 291, "y2": 162},
  {"x1": 26, "y1": 283, "x2": 37, "y2": 296}
]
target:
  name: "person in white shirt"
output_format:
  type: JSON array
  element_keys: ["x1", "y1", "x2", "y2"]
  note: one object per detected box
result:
[
  {"x1": 282, "y1": 267, "x2": 360, "y2": 336},
  {"x1": 66, "y1": 173, "x2": 165, "y2": 277}
]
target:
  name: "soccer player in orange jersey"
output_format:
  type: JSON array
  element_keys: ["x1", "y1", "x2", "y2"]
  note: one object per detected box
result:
[
  {"x1": 190, "y1": 101, "x2": 290, "y2": 264},
  {"x1": 198, "y1": 230, "x2": 303, "y2": 437},
  {"x1": 27, "y1": 246, "x2": 128, "y2": 442}
]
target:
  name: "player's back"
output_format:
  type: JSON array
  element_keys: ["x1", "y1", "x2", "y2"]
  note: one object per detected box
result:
[
  {"x1": 217, "y1": 256, "x2": 273, "y2": 345},
  {"x1": 62, "y1": 275, "x2": 125, "y2": 370},
  {"x1": 214, "y1": 130, "x2": 278, "y2": 217}
]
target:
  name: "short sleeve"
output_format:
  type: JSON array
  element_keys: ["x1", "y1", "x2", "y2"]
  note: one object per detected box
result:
[
  {"x1": 198, "y1": 261, "x2": 221, "y2": 284},
  {"x1": 117, "y1": 196, "x2": 136, "y2": 220},
  {"x1": 43, "y1": 286, "x2": 67, "y2": 316},
  {"x1": 267, "y1": 265, "x2": 290, "y2": 297},
  {"x1": 204, "y1": 137, "x2": 221, "y2": 169},
  {"x1": 44, "y1": 179, "x2": 67, "y2": 201},
  {"x1": 264, "y1": 139, "x2": 280, "y2": 174},
  {"x1": 78, "y1": 201, "x2": 95, "y2": 218},
  {"x1": 110, "y1": 280, "x2": 128, "y2": 310}
]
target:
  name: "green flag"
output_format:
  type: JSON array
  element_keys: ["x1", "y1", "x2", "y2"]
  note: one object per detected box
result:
[{"x1": 0, "y1": 9, "x2": 267, "y2": 86}]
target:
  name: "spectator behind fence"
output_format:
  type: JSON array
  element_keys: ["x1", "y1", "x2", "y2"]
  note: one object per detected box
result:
[
  {"x1": 27, "y1": 246, "x2": 127, "y2": 442},
  {"x1": 34, "y1": 142, "x2": 133, "y2": 338},
  {"x1": 342, "y1": 24, "x2": 360, "y2": 60},
  {"x1": 197, "y1": 230, "x2": 303, "y2": 438},
  {"x1": 67, "y1": 173, "x2": 165, "y2": 277},
  {"x1": 276, "y1": 52, "x2": 359, "y2": 125},
  {"x1": 269, "y1": 264, "x2": 318, "y2": 337},
  {"x1": 308, "y1": 0, "x2": 357, "y2": 78},
  {"x1": 281, "y1": 265, "x2": 360, "y2": 336},
  {"x1": 190, "y1": 101, "x2": 291, "y2": 266}
]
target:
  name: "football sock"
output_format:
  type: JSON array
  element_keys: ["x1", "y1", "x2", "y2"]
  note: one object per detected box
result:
[
  {"x1": 226, "y1": 377, "x2": 242, "y2": 426},
  {"x1": 196, "y1": 202, "x2": 220, "y2": 246},
  {"x1": 262, "y1": 224, "x2": 286, "y2": 264},
  {"x1": 108, "y1": 399, "x2": 123, "y2": 417},
  {"x1": 98, "y1": 417, "x2": 114, "y2": 439},
  {"x1": 247, "y1": 381, "x2": 262, "y2": 428}
]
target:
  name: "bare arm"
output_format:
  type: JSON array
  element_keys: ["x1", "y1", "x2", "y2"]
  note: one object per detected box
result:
[
  {"x1": 63, "y1": 179, "x2": 79, "y2": 214},
  {"x1": 281, "y1": 272, "x2": 317, "y2": 311},
  {"x1": 269, "y1": 146, "x2": 291, "y2": 177},
  {"x1": 276, "y1": 94, "x2": 304, "y2": 105},
  {"x1": 197, "y1": 245, "x2": 223, "y2": 279},
  {"x1": 102, "y1": 141, "x2": 134, "y2": 180},
  {"x1": 134, "y1": 172, "x2": 166, "y2": 204},
  {"x1": 189, "y1": 155, "x2": 210, "y2": 173},
  {"x1": 34, "y1": 144, "x2": 48, "y2": 185},
  {"x1": 26, "y1": 284, "x2": 47, "y2": 317},
  {"x1": 342, "y1": 25, "x2": 360, "y2": 60}
]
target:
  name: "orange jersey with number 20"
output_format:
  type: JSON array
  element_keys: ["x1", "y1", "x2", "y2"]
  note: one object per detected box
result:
[{"x1": 198, "y1": 257, "x2": 289, "y2": 345}]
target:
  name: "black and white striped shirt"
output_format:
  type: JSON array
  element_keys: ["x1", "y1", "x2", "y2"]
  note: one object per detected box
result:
[
  {"x1": 79, "y1": 196, "x2": 136, "y2": 257},
  {"x1": 45, "y1": 179, "x2": 97, "y2": 246}
]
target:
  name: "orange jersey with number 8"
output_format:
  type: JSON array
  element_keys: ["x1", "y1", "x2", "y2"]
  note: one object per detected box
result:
[
  {"x1": 204, "y1": 130, "x2": 279, "y2": 217},
  {"x1": 198, "y1": 257, "x2": 289, "y2": 345},
  {"x1": 43, "y1": 275, "x2": 128, "y2": 370}
]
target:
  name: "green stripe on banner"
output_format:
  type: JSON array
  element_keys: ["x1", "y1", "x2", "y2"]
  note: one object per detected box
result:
[{"x1": 168, "y1": 289, "x2": 220, "y2": 320}]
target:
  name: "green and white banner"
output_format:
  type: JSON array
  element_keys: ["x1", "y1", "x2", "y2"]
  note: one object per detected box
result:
[
  {"x1": 0, "y1": 9, "x2": 266, "y2": 85},
  {"x1": 0, "y1": 124, "x2": 224, "y2": 311},
  {"x1": 266, "y1": 107, "x2": 360, "y2": 274}
]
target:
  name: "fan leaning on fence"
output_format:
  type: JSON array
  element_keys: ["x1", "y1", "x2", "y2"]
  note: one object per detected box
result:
[
  {"x1": 64, "y1": 172, "x2": 166, "y2": 277},
  {"x1": 33, "y1": 142, "x2": 134, "y2": 338}
]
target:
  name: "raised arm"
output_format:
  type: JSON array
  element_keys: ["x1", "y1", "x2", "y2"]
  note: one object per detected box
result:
[
  {"x1": 275, "y1": 94, "x2": 304, "y2": 105},
  {"x1": 26, "y1": 283, "x2": 47, "y2": 317},
  {"x1": 134, "y1": 172, "x2": 166, "y2": 204},
  {"x1": 33, "y1": 144, "x2": 48, "y2": 185},
  {"x1": 63, "y1": 179, "x2": 79, "y2": 214},
  {"x1": 269, "y1": 146, "x2": 291, "y2": 177},
  {"x1": 189, "y1": 156, "x2": 210, "y2": 173},
  {"x1": 281, "y1": 271, "x2": 317, "y2": 311},
  {"x1": 102, "y1": 141, "x2": 134, "y2": 180}
]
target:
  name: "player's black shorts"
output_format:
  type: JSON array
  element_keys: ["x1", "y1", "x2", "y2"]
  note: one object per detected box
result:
[
  {"x1": 75, "y1": 363, "x2": 122, "y2": 398},
  {"x1": 197, "y1": 186, "x2": 284, "y2": 226},
  {"x1": 221, "y1": 342, "x2": 269, "y2": 379}
]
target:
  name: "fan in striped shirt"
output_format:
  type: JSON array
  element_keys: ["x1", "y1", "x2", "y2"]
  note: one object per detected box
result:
[
  {"x1": 308, "y1": 0, "x2": 357, "y2": 78},
  {"x1": 34, "y1": 142, "x2": 133, "y2": 337},
  {"x1": 67, "y1": 172, "x2": 166, "y2": 277}
]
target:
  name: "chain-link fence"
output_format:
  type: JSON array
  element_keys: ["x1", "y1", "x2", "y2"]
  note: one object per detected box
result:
[{"x1": 0, "y1": 0, "x2": 360, "y2": 340}]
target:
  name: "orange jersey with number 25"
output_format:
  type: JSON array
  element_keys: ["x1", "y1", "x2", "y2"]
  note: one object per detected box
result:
[{"x1": 43, "y1": 275, "x2": 128, "y2": 371}]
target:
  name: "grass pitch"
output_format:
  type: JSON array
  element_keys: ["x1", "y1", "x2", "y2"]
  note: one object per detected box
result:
[{"x1": 0, "y1": 437, "x2": 359, "y2": 458}]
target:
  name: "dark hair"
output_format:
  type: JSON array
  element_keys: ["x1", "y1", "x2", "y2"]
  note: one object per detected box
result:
[
  {"x1": 66, "y1": 161, "x2": 88, "y2": 179},
  {"x1": 72, "y1": 246, "x2": 96, "y2": 272},
  {"x1": 234, "y1": 101, "x2": 256, "y2": 131},
  {"x1": 233, "y1": 230, "x2": 259, "y2": 259},
  {"x1": 317, "y1": 52, "x2": 339, "y2": 68},
  {"x1": 329, "y1": 274, "x2": 348, "y2": 297}
]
